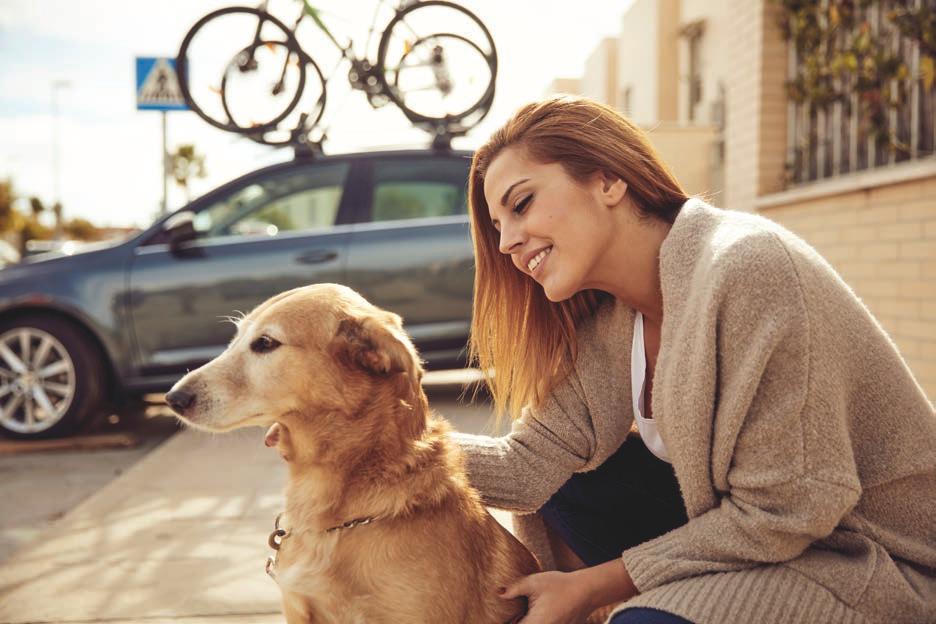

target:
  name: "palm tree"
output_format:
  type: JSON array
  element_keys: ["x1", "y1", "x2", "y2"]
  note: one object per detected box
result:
[
  {"x1": 169, "y1": 144, "x2": 208, "y2": 204},
  {"x1": 0, "y1": 179, "x2": 14, "y2": 234}
]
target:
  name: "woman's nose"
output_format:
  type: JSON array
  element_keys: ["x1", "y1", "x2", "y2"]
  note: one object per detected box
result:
[{"x1": 498, "y1": 223, "x2": 524, "y2": 255}]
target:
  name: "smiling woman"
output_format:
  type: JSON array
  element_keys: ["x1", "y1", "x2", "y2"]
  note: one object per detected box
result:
[
  {"x1": 468, "y1": 96, "x2": 687, "y2": 421},
  {"x1": 451, "y1": 95, "x2": 936, "y2": 624}
]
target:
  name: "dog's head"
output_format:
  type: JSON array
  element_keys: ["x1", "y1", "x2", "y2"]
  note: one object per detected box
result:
[{"x1": 165, "y1": 284, "x2": 426, "y2": 463}]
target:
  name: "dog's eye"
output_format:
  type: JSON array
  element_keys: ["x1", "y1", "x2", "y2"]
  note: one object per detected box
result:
[{"x1": 250, "y1": 335, "x2": 281, "y2": 354}]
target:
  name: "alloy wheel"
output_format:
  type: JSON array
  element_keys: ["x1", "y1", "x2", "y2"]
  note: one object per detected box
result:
[{"x1": 0, "y1": 328, "x2": 76, "y2": 434}]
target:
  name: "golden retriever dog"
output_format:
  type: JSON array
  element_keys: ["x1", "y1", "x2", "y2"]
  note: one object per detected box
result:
[{"x1": 165, "y1": 283, "x2": 539, "y2": 623}]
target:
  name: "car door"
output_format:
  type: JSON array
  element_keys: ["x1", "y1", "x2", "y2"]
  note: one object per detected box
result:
[
  {"x1": 344, "y1": 155, "x2": 474, "y2": 369},
  {"x1": 127, "y1": 159, "x2": 354, "y2": 381}
]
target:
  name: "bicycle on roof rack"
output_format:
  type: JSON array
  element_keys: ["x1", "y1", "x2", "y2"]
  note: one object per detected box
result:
[{"x1": 176, "y1": 0, "x2": 497, "y2": 151}]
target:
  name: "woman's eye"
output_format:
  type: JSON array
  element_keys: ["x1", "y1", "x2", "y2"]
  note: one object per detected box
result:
[
  {"x1": 513, "y1": 194, "x2": 533, "y2": 214},
  {"x1": 250, "y1": 335, "x2": 281, "y2": 354}
]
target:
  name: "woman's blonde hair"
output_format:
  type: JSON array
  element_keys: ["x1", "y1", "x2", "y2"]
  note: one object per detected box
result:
[{"x1": 468, "y1": 95, "x2": 688, "y2": 423}]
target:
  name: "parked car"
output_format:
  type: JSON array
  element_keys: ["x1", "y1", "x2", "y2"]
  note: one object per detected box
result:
[{"x1": 0, "y1": 149, "x2": 475, "y2": 438}]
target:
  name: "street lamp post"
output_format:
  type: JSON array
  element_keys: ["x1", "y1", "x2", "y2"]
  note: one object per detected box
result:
[{"x1": 51, "y1": 79, "x2": 71, "y2": 238}]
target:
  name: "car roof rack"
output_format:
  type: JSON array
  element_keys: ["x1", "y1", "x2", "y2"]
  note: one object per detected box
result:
[{"x1": 292, "y1": 135, "x2": 326, "y2": 160}]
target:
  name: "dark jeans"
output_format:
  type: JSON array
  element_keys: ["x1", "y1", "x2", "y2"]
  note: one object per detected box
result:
[
  {"x1": 540, "y1": 434, "x2": 692, "y2": 624},
  {"x1": 609, "y1": 608, "x2": 694, "y2": 624}
]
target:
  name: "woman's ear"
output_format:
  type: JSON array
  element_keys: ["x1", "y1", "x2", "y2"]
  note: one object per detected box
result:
[{"x1": 597, "y1": 171, "x2": 627, "y2": 207}]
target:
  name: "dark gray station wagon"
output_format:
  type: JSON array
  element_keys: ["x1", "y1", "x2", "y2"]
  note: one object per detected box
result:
[{"x1": 0, "y1": 150, "x2": 475, "y2": 438}]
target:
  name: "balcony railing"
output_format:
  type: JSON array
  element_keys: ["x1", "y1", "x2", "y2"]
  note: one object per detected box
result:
[{"x1": 785, "y1": 0, "x2": 936, "y2": 186}]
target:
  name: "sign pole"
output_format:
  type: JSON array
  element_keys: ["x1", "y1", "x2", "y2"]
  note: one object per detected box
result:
[
  {"x1": 135, "y1": 56, "x2": 188, "y2": 220},
  {"x1": 162, "y1": 111, "x2": 168, "y2": 216}
]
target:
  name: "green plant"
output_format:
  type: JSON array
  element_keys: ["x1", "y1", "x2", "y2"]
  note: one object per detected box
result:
[{"x1": 776, "y1": 0, "x2": 935, "y2": 151}]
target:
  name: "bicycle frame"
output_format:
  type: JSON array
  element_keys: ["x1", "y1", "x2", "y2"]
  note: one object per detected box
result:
[{"x1": 285, "y1": 0, "x2": 404, "y2": 65}]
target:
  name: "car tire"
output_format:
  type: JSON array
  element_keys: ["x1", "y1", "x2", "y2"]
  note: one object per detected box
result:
[{"x1": 0, "y1": 316, "x2": 104, "y2": 439}]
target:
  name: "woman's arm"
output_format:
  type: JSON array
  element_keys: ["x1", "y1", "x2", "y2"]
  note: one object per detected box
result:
[
  {"x1": 451, "y1": 301, "x2": 636, "y2": 513},
  {"x1": 574, "y1": 559, "x2": 638, "y2": 610},
  {"x1": 449, "y1": 372, "x2": 596, "y2": 513}
]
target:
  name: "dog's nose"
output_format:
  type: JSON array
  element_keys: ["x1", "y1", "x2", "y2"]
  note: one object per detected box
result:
[{"x1": 165, "y1": 388, "x2": 196, "y2": 414}]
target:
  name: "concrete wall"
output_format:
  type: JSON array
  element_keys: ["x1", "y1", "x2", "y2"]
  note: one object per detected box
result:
[
  {"x1": 678, "y1": 0, "x2": 730, "y2": 125},
  {"x1": 544, "y1": 78, "x2": 582, "y2": 97},
  {"x1": 656, "y1": 0, "x2": 680, "y2": 123},
  {"x1": 582, "y1": 38, "x2": 619, "y2": 109},
  {"x1": 644, "y1": 123, "x2": 718, "y2": 198},
  {"x1": 757, "y1": 167, "x2": 936, "y2": 400},
  {"x1": 618, "y1": 0, "x2": 662, "y2": 124},
  {"x1": 719, "y1": 0, "x2": 788, "y2": 211}
]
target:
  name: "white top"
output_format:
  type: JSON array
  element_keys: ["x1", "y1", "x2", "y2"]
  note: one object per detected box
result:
[{"x1": 631, "y1": 311, "x2": 671, "y2": 463}]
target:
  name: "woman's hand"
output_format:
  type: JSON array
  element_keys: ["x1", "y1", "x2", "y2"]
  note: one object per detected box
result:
[
  {"x1": 500, "y1": 559, "x2": 639, "y2": 624},
  {"x1": 499, "y1": 570, "x2": 595, "y2": 624}
]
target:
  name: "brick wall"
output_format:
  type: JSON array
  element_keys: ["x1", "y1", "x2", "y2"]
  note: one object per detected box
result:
[
  {"x1": 723, "y1": 0, "x2": 762, "y2": 211},
  {"x1": 758, "y1": 174, "x2": 936, "y2": 400},
  {"x1": 757, "y1": 0, "x2": 787, "y2": 198}
]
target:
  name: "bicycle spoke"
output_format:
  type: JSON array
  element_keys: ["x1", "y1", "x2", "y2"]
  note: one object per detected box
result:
[{"x1": 403, "y1": 84, "x2": 453, "y2": 93}]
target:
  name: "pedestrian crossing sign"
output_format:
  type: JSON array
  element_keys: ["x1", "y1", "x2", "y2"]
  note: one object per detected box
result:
[{"x1": 136, "y1": 57, "x2": 189, "y2": 111}]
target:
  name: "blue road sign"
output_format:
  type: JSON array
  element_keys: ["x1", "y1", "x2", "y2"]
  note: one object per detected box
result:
[{"x1": 136, "y1": 57, "x2": 188, "y2": 111}]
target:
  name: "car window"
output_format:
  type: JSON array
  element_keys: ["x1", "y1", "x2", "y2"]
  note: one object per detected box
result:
[
  {"x1": 371, "y1": 158, "x2": 469, "y2": 222},
  {"x1": 192, "y1": 162, "x2": 349, "y2": 239}
]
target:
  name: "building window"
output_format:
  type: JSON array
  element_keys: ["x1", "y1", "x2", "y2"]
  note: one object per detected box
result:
[
  {"x1": 680, "y1": 20, "x2": 706, "y2": 123},
  {"x1": 620, "y1": 86, "x2": 632, "y2": 117}
]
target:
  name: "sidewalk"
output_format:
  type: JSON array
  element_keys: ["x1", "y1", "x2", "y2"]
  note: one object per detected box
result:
[
  {"x1": 0, "y1": 428, "x2": 287, "y2": 623},
  {"x1": 0, "y1": 385, "x2": 507, "y2": 623}
]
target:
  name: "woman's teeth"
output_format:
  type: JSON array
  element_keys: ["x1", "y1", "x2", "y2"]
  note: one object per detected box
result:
[{"x1": 528, "y1": 247, "x2": 552, "y2": 272}]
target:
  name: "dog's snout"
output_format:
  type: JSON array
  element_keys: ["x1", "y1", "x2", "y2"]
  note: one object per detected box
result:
[{"x1": 166, "y1": 388, "x2": 196, "y2": 414}]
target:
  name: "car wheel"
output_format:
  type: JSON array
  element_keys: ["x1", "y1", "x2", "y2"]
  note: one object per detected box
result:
[{"x1": 0, "y1": 316, "x2": 104, "y2": 439}]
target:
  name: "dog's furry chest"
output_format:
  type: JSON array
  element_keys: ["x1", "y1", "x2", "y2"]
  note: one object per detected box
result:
[
  {"x1": 271, "y1": 532, "x2": 371, "y2": 623},
  {"x1": 272, "y1": 530, "x2": 339, "y2": 591}
]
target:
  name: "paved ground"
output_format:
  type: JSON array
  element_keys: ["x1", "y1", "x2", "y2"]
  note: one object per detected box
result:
[
  {"x1": 0, "y1": 405, "x2": 180, "y2": 562},
  {"x1": 0, "y1": 372, "x2": 508, "y2": 623}
]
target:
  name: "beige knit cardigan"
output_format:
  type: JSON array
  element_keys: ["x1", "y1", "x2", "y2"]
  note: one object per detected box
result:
[{"x1": 452, "y1": 199, "x2": 936, "y2": 624}]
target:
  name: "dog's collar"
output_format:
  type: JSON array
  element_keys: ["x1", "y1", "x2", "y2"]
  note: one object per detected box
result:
[
  {"x1": 325, "y1": 515, "x2": 381, "y2": 533},
  {"x1": 265, "y1": 511, "x2": 382, "y2": 578}
]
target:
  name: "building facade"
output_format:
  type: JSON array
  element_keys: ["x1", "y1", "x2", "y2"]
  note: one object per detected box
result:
[{"x1": 545, "y1": 0, "x2": 936, "y2": 398}]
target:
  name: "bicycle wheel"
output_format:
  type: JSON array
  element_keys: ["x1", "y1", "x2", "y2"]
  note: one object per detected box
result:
[
  {"x1": 177, "y1": 6, "x2": 307, "y2": 134},
  {"x1": 242, "y1": 56, "x2": 329, "y2": 148},
  {"x1": 376, "y1": 0, "x2": 497, "y2": 127}
]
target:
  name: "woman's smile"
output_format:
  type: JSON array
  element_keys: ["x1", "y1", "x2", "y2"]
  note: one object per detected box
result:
[{"x1": 524, "y1": 245, "x2": 553, "y2": 276}]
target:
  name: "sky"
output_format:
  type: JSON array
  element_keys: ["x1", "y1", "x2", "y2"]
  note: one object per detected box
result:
[{"x1": 0, "y1": 0, "x2": 632, "y2": 228}]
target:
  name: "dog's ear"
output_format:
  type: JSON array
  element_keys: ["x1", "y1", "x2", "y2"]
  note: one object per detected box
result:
[{"x1": 332, "y1": 312, "x2": 423, "y2": 380}]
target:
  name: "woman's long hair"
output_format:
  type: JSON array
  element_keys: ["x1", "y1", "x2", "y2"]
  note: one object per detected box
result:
[{"x1": 468, "y1": 95, "x2": 688, "y2": 423}]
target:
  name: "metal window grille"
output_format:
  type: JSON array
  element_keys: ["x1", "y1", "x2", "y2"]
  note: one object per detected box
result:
[{"x1": 785, "y1": 0, "x2": 936, "y2": 186}]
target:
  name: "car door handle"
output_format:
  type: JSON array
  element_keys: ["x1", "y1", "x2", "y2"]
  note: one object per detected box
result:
[{"x1": 296, "y1": 249, "x2": 338, "y2": 264}]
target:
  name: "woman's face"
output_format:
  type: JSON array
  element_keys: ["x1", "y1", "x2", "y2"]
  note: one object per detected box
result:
[{"x1": 483, "y1": 146, "x2": 625, "y2": 302}]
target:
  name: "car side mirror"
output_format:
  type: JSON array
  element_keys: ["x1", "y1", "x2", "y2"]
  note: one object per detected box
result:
[{"x1": 162, "y1": 210, "x2": 198, "y2": 250}]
